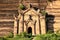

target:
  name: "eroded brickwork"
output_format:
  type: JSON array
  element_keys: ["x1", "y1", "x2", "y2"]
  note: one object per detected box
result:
[{"x1": 0, "y1": 0, "x2": 60, "y2": 37}]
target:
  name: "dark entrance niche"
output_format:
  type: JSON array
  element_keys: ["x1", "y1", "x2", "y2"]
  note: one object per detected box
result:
[
  {"x1": 46, "y1": 14, "x2": 55, "y2": 33},
  {"x1": 27, "y1": 27, "x2": 32, "y2": 34}
]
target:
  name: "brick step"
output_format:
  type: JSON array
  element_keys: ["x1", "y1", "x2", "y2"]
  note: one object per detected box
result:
[
  {"x1": 46, "y1": 8, "x2": 60, "y2": 10},
  {"x1": 24, "y1": 2, "x2": 47, "y2": 7},
  {"x1": 0, "y1": 25, "x2": 14, "y2": 27},
  {"x1": 47, "y1": 26, "x2": 53, "y2": 29},
  {"x1": 0, "y1": 0, "x2": 19, "y2": 4},
  {"x1": 47, "y1": 20, "x2": 60, "y2": 22},
  {"x1": 46, "y1": 17, "x2": 60, "y2": 20},
  {"x1": 46, "y1": 13, "x2": 60, "y2": 17},
  {"x1": 46, "y1": 10, "x2": 60, "y2": 13},
  {"x1": 0, "y1": 31, "x2": 13, "y2": 37},
  {"x1": 0, "y1": 4, "x2": 18, "y2": 10},
  {"x1": 0, "y1": 32, "x2": 10, "y2": 37},
  {"x1": 0, "y1": 17, "x2": 14, "y2": 19},
  {"x1": 47, "y1": 24, "x2": 60, "y2": 30},
  {"x1": 0, "y1": 28, "x2": 13, "y2": 33},
  {"x1": 46, "y1": 19, "x2": 60, "y2": 23},
  {"x1": 47, "y1": 22, "x2": 60, "y2": 25},
  {"x1": 52, "y1": 1, "x2": 60, "y2": 5},
  {"x1": 0, "y1": 22, "x2": 14, "y2": 27},
  {"x1": 47, "y1": 5, "x2": 60, "y2": 8},
  {"x1": 46, "y1": 8, "x2": 60, "y2": 11},
  {"x1": 39, "y1": 1, "x2": 47, "y2": 2},
  {"x1": 46, "y1": 8, "x2": 60, "y2": 13},
  {"x1": 0, "y1": 7, "x2": 18, "y2": 10},
  {"x1": 47, "y1": 21, "x2": 60, "y2": 26},
  {"x1": 0, "y1": 29, "x2": 13, "y2": 32},
  {"x1": 0, "y1": 23, "x2": 14, "y2": 25},
  {"x1": 46, "y1": 17, "x2": 60, "y2": 25},
  {"x1": 47, "y1": 1, "x2": 60, "y2": 8},
  {"x1": 0, "y1": 26, "x2": 13, "y2": 28},
  {"x1": 0, "y1": 27, "x2": 13, "y2": 29},
  {"x1": 53, "y1": 27, "x2": 60, "y2": 30},
  {"x1": 0, "y1": 4, "x2": 18, "y2": 8},
  {"x1": 23, "y1": 0, "x2": 47, "y2": 3}
]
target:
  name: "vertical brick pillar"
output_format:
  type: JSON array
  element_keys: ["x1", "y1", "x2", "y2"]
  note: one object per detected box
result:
[
  {"x1": 36, "y1": 18, "x2": 40, "y2": 35},
  {"x1": 14, "y1": 20, "x2": 17, "y2": 36},
  {"x1": 19, "y1": 15, "x2": 23, "y2": 34},
  {"x1": 32, "y1": 25, "x2": 35, "y2": 35},
  {"x1": 40, "y1": 16, "x2": 46, "y2": 34}
]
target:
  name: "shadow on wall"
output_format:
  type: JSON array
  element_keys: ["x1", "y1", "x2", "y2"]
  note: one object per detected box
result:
[{"x1": 46, "y1": 13, "x2": 55, "y2": 33}]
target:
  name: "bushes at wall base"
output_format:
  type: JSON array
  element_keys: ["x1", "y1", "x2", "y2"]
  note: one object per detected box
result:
[
  {"x1": 34, "y1": 33, "x2": 60, "y2": 40},
  {"x1": 0, "y1": 32, "x2": 32, "y2": 40},
  {"x1": 7, "y1": 37, "x2": 32, "y2": 40}
]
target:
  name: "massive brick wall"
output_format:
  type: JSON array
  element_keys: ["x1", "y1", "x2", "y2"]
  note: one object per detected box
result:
[
  {"x1": 0, "y1": 0, "x2": 19, "y2": 36},
  {"x1": 0, "y1": 10, "x2": 18, "y2": 36},
  {"x1": 0, "y1": 0, "x2": 19, "y2": 10},
  {"x1": 46, "y1": 0, "x2": 60, "y2": 33},
  {"x1": 0, "y1": 10, "x2": 18, "y2": 19},
  {"x1": 0, "y1": 22, "x2": 14, "y2": 36}
]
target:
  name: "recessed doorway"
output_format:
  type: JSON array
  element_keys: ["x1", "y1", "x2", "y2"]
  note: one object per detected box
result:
[{"x1": 28, "y1": 27, "x2": 32, "y2": 34}]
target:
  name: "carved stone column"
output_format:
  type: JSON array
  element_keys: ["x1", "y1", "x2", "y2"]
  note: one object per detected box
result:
[
  {"x1": 36, "y1": 16, "x2": 40, "y2": 35},
  {"x1": 32, "y1": 24, "x2": 35, "y2": 35},
  {"x1": 40, "y1": 16, "x2": 46, "y2": 34},
  {"x1": 24, "y1": 21, "x2": 27, "y2": 32},
  {"x1": 19, "y1": 14, "x2": 24, "y2": 34},
  {"x1": 14, "y1": 19, "x2": 17, "y2": 36}
]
